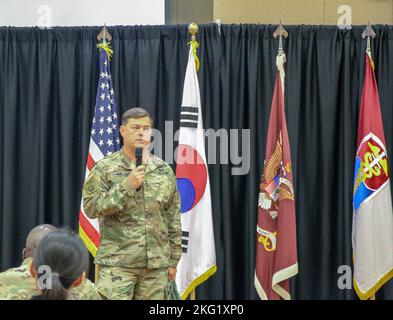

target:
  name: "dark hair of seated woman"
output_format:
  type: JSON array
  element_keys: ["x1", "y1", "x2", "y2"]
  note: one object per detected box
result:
[{"x1": 30, "y1": 229, "x2": 89, "y2": 300}]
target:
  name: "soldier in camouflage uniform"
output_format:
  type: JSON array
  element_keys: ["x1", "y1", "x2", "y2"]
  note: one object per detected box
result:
[
  {"x1": 83, "y1": 107, "x2": 181, "y2": 300},
  {"x1": 0, "y1": 224, "x2": 101, "y2": 300}
]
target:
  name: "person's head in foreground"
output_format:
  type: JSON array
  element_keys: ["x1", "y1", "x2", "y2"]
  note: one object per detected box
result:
[
  {"x1": 22, "y1": 224, "x2": 57, "y2": 261},
  {"x1": 30, "y1": 229, "x2": 89, "y2": 300}
]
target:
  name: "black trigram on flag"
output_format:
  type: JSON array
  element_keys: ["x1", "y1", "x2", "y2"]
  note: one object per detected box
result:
[
  {"x1": 182, "y1": 230, "x2": 190, "y2": 253},
  {"x1": 180, "y1": 106, "x2": 199, "y2": 128}
]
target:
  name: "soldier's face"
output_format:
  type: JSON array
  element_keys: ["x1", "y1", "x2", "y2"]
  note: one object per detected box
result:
[{"x1": 120, "y1": 116, "x2": 152, "y2": 150}]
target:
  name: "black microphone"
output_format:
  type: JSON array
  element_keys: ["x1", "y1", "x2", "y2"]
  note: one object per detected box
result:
[
  {"x1": 135, "y1": 147, "x2": 143, "y2": 191},
  {"x1": 135, "y1": 147, "x2": 143, "y2": 167}
]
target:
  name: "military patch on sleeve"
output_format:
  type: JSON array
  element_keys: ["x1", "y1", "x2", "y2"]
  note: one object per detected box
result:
[{"x1": 85, "y1": 180, "x2": 97, "y2": 195}]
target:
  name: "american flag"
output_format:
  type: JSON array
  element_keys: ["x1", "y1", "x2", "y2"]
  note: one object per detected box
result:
[{"x1": 79, "y1": 46, "x2": 120, "y2": 256}]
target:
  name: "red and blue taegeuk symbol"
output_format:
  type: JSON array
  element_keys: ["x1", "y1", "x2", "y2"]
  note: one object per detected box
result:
[{"x1": 176, "y1": 144, "x2": 207, "y2": 213}]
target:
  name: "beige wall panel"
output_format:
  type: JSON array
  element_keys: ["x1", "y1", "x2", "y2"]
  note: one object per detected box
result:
[
  {"x1": 214, "y1": 0, "x2": 393, "y2": 25},
  {"x1": 214, "y1": 0, "x2": 325, "y2": 24}
]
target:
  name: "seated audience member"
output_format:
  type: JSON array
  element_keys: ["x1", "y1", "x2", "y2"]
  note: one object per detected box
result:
[
  {"x1": 30, "y1": 229, "x2": 90, "y2": 300},
  {"x1": 0, "y1": 225, "x2": 100, "y2": 300}
]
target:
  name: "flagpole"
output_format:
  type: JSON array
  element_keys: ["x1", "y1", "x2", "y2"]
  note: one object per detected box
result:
[
  {"x1": 362, "y1": 23, "x2": 375, "y2": 302},
  {"x1": 187, "y1": 21, "x2": 199, "y2": 300},
  {"x1": 361, "y1": 22, "x2": 377, "y2": 302},
  {"x1": 255, "y1": 20, "x2": 298, "y2": 300},
  {"x1": 93, "y1": 24, "x2": 112, "y2": 285},
  {"x1": 95, "y1": 264, "x2": 100, "y2": 284},
  {"x1": 273, "y1": 21, "x2": 292, "y2": 300}
]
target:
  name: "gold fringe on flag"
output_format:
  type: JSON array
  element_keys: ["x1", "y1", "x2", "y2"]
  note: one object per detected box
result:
[
  {"x1": 97, "y1": 42, "x2": 113, "y2": 61},
  {"x1": 188, "y1": 39, "x2": 200, "y2": 72}
]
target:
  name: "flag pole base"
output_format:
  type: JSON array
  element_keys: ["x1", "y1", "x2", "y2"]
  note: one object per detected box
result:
[{"x1": 95, "y1": 264, "x2": 100, "y2": 284}]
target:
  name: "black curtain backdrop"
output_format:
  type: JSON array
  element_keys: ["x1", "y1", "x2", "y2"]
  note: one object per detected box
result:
[{"x1": 1, "y1": 24, "x2": 393, "y2": 299}]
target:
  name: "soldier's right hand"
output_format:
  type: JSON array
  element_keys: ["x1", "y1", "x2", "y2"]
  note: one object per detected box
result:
[{"x1": 128, "y1": 166, "x2": 145, "y2": 189}]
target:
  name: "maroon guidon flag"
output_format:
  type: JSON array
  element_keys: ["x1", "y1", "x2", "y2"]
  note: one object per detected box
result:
[{"x1": 255, "y1": 53, "x2": 298, "y2": 300}]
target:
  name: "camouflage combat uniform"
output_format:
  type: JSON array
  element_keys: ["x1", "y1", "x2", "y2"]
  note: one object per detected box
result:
[
  {"x1": 82, "y1": 149, "x2": 181, "y2": 300},
  {"x1": 0, "y1": 257, "x2": 101, "y2": 300}
]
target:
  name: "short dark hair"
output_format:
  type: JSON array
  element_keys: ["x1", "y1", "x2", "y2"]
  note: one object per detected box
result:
[{"x1": 121, "y1": 107, "x2": 153, "y2": 126}]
